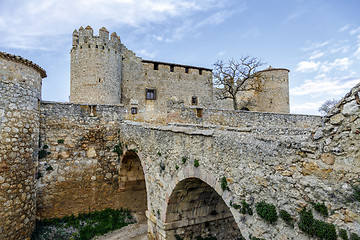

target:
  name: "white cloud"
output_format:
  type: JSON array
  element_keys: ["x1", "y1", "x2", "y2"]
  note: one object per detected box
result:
[
  {"x1": 291, "y1": 101, "x2": 324, "y2": 113},
  {"x1": 354, "y1": 45, "x2": 360, "y2": 59},
  {"x1": 339, "y1": 24, "x2": 350, "y2": 32},
  {"x1": 301, "y1": 41, "x2": 329, "y2": 52},
  {"x1": 290, "y1": 78, "x2": 360, "y2": 96},
  {"x1": 296, "y1": 61, "x2": 320, "y2": 72},
  {"x1": 218, "y1": 51, "x2": 226, "y2": 56},
  {"x1": 0, "y1": 0, "x2": 230, "y2": 50},
  {"x1": 320, "y1": 57, "x2": 352, "y2": 72},
  {"x1": 137, "y1": 49, "x2": 156, "y2": 59},
  {"x1": 350, "y1": 27, "x2": 360, "y2": 35},
  {"x1": 309, "y1": 51, "x2": 324, "y2": 60}
]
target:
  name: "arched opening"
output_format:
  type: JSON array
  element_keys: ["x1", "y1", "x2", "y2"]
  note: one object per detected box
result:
[
  {"x1": 119, "y1": 150, "x2": 147, "y2": 218},
  {"x1": 165, "y1": 177, "x2": 242, "y2": 239}
]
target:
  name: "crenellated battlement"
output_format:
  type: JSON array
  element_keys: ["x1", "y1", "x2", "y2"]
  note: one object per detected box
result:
[{"x1": 72, "y1": 26, "x2": 121, "y2": 52}]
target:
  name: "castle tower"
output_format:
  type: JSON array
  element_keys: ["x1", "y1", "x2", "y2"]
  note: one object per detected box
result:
[
  {"x1": 252, "y1": 67, "x2": 290, "y2": 113},
  {"x1": 0, "y1": 52, "x2": 46, "y2": 239},
  {"x1": 70, "y1": 26, "x2": 122, "y2": 104}
]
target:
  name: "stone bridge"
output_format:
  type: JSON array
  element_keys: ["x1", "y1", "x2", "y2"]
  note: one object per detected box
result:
[{"x1": 35, "y1": 83, "x2": 359, "y2": 240}]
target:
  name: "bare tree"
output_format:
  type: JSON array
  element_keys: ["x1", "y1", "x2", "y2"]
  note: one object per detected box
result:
[
  {"x1": 318, "y1": 99, "x2": 338, "y2": 115},
  {"x1": 213, "y1": 56, "x2": 264, "y2": 110}
]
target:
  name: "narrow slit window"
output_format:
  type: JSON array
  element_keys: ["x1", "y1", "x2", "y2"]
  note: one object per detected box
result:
[
  {"x1": 185, "y1": 67, "x2": 189, "y2": 74},
  {"x1": 146, "y1": 89, "x2": 156, "y2": 100},
  {"x1": 170, "y1": 65, "x2": 174, "y2": 72},
  {"x1": 191, "y1": 96, "x2": 198, "y2": 106},
  {"x1": 154, "y1": 63, "x2": 159, "y2": 70},
  {"x1": 95, "y1": 45, "x2": 98, "y2": 48},
  {"x1": 199, "y1": 69, "x2": 202, "y2": 75}
]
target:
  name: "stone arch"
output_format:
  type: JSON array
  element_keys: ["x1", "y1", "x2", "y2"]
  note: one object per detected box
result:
[
  {"x1": 118, "y1": 149, "x2": 147, "y2": 213},
  {"x1": 163, "y1": 166, "x2": 244, "y2": 239}
]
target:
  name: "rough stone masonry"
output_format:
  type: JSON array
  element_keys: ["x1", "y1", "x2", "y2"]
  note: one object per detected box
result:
[{"x1": 0, "y1": 26, "x2": 359, "y2": 240}]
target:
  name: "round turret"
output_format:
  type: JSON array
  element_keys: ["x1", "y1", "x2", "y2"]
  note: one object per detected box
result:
[
  {"x1": 0, "y1": 52, "x2": 46, "y2": 239},
  {"x1": 254, "y1": 67, "x2": 290, "y2": 113},
  {"x1": 70, "y1": 26, "x2": 122, "y2": 105}
]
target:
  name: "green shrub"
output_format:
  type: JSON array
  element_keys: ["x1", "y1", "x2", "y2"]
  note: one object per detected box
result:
[
  {"x1": 181, "y1": 157, "x2": 187, "y2": 164},
  {"x1": 113, "y1": 141, "x2": 123, "y2": 160},
  {"x1": 298, "y1": 208, "x2": 337, "y2": 240},
  {"x1": 57, "y1": 139, "x2": 64, "y2": 144},
  {"x1": 157, "y1": 151, "x2": 162, "y2": 156},
  {"x1": 312, "y1": 202, "x2": 328, "y2": 217},
  {"x1": 350, "y1": 233, "x2": 360, "y2": 240},
  {"x1": 221, "y1": 177, "x2": 229, "y2": 191},
  {"x1": 175, "y1": 164, "x2": 179, "y2": 170},
  {"x1": 339, "y1": 229, "x2": 349, "y2": 240},
  {"x1": 256, "y1": 201, "x2": 278, "y2": 224},
  {"x1": 240, "y1": 200, "x2": 253, "y2": 215},
  {"x1": 279, "y1": 209, "x2": 294, "y2": 227},
  {"x1": 194, "y1": 159, "x2": 199, "y2": 167}
]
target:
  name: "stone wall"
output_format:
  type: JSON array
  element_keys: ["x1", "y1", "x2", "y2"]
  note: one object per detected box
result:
[
  {"x1": 37, "y1": 102, "x2": 146, "y2": 219},
  {"x1": 0, "y1": 53, "x2": 45, "y2": 240},
  {"x1": 121, "y1": 55, "x2": 213, "y2": 122},
  {"x1": 70, "y1": 26, "x2": 122, "y2": 105}
]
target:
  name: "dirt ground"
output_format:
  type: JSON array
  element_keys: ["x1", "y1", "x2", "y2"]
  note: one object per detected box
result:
[{"x1": 93, "y1": 212, "x2": 147, "y2": 240}]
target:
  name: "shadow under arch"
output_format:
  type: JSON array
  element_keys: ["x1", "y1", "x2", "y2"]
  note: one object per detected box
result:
[
  {"x1": 165, "y1": 177, "x2": 243, "y2": 239},
  {"x1": 118, "y1": 149, "x2": 147, "y2": 214}
]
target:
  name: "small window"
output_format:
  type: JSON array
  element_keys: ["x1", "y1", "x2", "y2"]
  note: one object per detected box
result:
[
  {"x1": 185, "y1": 67, "x2": 189, "y2": 74},
  {"x1": 95, "y1": 45, "x2": 98, "y2": 48},
  {"x1": 131, "y1": 107, "x2": 138, "y2": 114},
  {"x1": 191, "y1": 96, "x2": 198, "y2": 106},
  {"x1": 154, "y1": 63, "x2": 159, "y2": 70},
  {"x1": 88, "y1": 44, "x2": 91, "y2": 48},
  {"x1": 196, "y1": 108, "x2": 203, "y2": 118},
  {"x1": 170, "y1": 65, "x2": 174, "y2": 72},
  {"x1": 146, "y1": 89, "x2": 156, "y2": 100},
  {"x1": 199, "y1": 69, "x2": 203, "y2": 75}
]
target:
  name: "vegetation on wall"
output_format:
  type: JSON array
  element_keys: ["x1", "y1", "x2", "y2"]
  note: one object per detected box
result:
[
  {"x1": 113, "y1": 141, "x2": 123, "y2": 161},
  {"x1": 194, "y1": 159, "x2": 200, "y2": 167},
  {"x1": 311, "y1": 202, "x2": 328, "y2": 217},
  {"x1": 31, "y1": 208, "x2": 135, "y2": 240},
  {"x1": 255, "y1": 201, "x2": 278, "y2": 224},
  {"x1": 298, "y1": 208, "x2": 337, "y2": 240},
  {"x1": 279, "y1": 209, "x2": 294, "y2": 227},
  {"x1": 220, "y1": 176, "x2": 229, "y2": 191},
  {"x1": 38, "y1": 145, "x2": 51, "y2": 159}
]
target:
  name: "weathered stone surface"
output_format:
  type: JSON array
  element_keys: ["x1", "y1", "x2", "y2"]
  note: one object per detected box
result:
[
  {"x1": 342, "y1": 100, "x2": 360, "y2": 116},
  {"x1": 329, "y1": 113, "x2": 345, "y2": 125},
  {"x1": 321, "y1": 153, "x2": 335, "y2": 165}
]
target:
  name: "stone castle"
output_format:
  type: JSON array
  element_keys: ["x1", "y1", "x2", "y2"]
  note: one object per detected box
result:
[
  {"x1": 0, "y1": 26, "x2": 359, "y2": 240},
  {"x1": 70, "y1": 26, "x2": 290, "y2": 120}
]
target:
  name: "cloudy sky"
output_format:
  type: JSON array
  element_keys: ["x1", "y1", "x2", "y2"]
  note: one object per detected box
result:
[{"x1": 1, "y1": 0, "x2": 359, "y2": 115}]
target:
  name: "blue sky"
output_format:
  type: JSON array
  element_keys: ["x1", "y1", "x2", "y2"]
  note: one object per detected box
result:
[{"x1": 1, "y1": 0, "x2": 359, "y2": 115}]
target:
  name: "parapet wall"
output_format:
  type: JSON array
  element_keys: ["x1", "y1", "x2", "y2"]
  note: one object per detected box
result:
[
  {"x1": 0, "y1": 53, "x2": 45, "y2": 240},
  {"x1": 166, "y1": 102, "x2": 321, "y2": 135}
]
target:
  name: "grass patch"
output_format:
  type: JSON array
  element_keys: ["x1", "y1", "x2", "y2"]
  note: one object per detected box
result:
[{"x1": 31, "y1": 208, "x2": 135, "y2": 240}]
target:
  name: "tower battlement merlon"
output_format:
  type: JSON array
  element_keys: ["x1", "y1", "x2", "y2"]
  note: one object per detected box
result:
[
  {"x1": 72, "y1": 26, "x2": 121, "y2": 49},
  {"x1": 142, "y1": 59, "x2": 212, "y2": 73}
]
